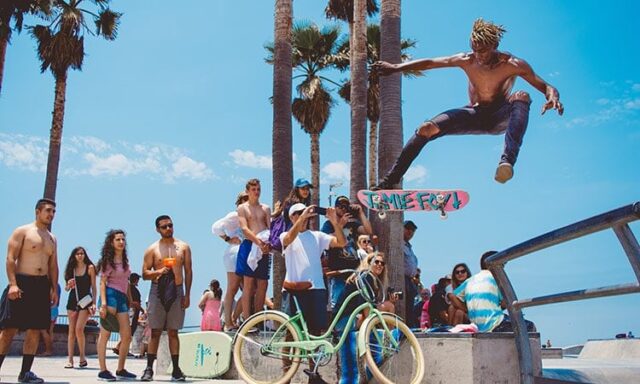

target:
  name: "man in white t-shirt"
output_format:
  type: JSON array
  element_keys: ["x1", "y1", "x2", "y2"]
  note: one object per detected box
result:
[
  {"x1": 279, "y1": 203, "x2": 346, "y2": 383},
  {"x1": 280, "y1": 203, "x2": 347, "y2": 335}
]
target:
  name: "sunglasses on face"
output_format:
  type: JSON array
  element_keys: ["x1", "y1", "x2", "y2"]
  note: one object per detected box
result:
[
  {"x1": 159, "y1": 223, "x2": 174, "y2": 230},
  {"x1": 360, "y1": 239, "x2": 371, "y2": 244},
  {"x1": 373, "y1": 259, "x2": 386, "y2": 266},
  {"x1": 455, "y1": 269, "x2": 467, "y2": 274}
]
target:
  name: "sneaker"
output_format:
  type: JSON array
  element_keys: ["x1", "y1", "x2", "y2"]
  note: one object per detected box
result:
[
  {"x1": 98, "y1": 370, "x2": 117, "y2": 381},
  {"x1": 18, "y1": 371, "x2": 44, "y2": 383},
  {"x1": 116, "y1": 369, "x2": 137, "y2": 379},
  {"x1": 171, "y1": 368, "x2": 186, "y2": 381},
  {"x1": 494, "y1": 162, "x2": 514, "y2": 184},
  {"x1": 141, "y1": 367, "x2": 154, "y2": 381}
]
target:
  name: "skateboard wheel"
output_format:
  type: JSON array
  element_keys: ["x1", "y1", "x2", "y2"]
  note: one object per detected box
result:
[
  {"x1": 378, "y1": 211, "x2": 386, "y2": 220},
  {"x1": 440, "y1": 211, "x2": 448, "y2": 220},
  {"x1": 372, "y1": 195, "x2": 381, "y2": 204},
  {"x1": 436, "y1": 194, "x2": 445, "y2": 204}
]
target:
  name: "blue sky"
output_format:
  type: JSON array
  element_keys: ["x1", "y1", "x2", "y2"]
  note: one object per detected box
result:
[{"x1": 1, "y1": 1, "x2": 639, "y2": 347}]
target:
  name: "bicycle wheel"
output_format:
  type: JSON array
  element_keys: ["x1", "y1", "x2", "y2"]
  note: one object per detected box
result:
[
  {"x1": 233, "y1": 311, "x2": 301, "y2": 384},
  {"x1": 362, "y1": 313, "x2": 424, "y2": 384}
]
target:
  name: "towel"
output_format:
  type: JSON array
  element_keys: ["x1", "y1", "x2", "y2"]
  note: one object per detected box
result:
[{"x1": 247, "y1": 229, "x2": 271, "y2": 271}]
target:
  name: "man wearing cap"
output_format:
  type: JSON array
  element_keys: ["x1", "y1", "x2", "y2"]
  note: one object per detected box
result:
[
  {"x1": 321, "y1": 196, "x2": 372, "y2": 311},
  {"x1": 403, "y1": 220, "x2": 420, "y2": 327},
  {"x1": 281, "y1": 203, "x2": 346, "y2": 383}
]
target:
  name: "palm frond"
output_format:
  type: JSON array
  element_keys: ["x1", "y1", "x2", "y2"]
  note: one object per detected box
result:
[
  {"x1": 95, "y1": 8, "x2": 120, "y2": 40},
  {"x1": 325, "y1": 0, "x2": 379, "y2": 23}
]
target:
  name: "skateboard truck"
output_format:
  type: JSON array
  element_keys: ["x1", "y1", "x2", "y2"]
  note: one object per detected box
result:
[{"x1": 436, "y1": 194, "x2": 448, "y2": 220}]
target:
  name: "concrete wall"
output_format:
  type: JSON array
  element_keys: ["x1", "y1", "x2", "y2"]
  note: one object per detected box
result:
[
  {"x1": 222, "y1": 332, "x2": 541, "y2": 383},
  {"x1": 6, "y1": 324, "x2": 100, "y2": 356}
]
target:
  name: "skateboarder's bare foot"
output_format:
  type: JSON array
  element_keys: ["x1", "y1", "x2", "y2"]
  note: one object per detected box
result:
[{"x1": 494, "y1": 163, "x2": 514, "y2": 184}]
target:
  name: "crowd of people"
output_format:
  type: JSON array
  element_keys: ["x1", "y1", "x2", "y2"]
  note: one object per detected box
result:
[{"x1": 0, "y1": 178, "x2": 535, "y2": 384}]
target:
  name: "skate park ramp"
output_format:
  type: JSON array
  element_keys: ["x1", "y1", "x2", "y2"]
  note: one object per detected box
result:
[{"x1": 542, "y1": 339, "x2": 640, "y2": 384}]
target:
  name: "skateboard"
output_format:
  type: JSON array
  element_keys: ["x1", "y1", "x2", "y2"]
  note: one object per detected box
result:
[{"x1": 357, "y1": 189, "x2": 470, "y2": 220}]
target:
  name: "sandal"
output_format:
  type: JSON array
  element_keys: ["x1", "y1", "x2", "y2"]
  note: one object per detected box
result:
[
  {"x1": 64, "y1": 362, "x2": 74, "y2": 369},
  {"x1": 79, "y1": 360, "x2": 88, "y2": 368}
]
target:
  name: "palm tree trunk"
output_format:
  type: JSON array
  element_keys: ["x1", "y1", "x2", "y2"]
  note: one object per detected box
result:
[
  {"x1": 310, "y1": 132, "x2": 320, "y2": 230},
  {"x1": 271, "y1": 0, "x2": 293, "y2": 309},
  {"x1": 376, "y1": 0, "x2": 406, "y2": 319},
  {"x1": 43, "y1": 71, "x2": 67, "y2": 203},
  {"x1": 0, "y1": 37, "x2": 7, "y2": 96},
  {"x1": 349, "y1": 0, "x2": 368, "y2": 200},
  {"x1": 368, "y1": 119, "x2": 378, "y2": 187}
]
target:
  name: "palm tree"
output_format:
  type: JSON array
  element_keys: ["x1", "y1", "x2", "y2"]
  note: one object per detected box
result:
[
  {"x1": 334, "y1": 23, "x2": 419, "y2": 187},
  {"x1": 377, "y1": 0, "x2": 406, "y2": 318},
  {"x1": 0, "y1": 0, "x2": 50, "y2": 96},
  {"x1": 30, "y1": 1, "x2": 120, "y2": 203},
  {"x1": 270, "y1": 0, "x2": 293, "y2": 309},
  {"x1": 325, "y1": 0, "x2": 379, "y2": 199},
  {"x1": 289, "y1": 22, "x2": 341, "y2": 215}
]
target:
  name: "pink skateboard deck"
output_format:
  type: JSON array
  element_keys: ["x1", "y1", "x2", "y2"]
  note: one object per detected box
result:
[{"x1": 357, "y1": 189, "x2": 470, "y2": 218}]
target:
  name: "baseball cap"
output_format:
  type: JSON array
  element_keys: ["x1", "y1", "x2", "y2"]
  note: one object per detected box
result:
[
  {"x1": 334, "y1": 195, "x2": 350, "y2": 207},
  {"x1": 404, "y1": 220, "x2": 418, "y2": 230},
  {"x1": 294, "y1": 178, "x2": 313, "y2": 188},
  {"x1": 288, "y1": 203, "x2": 307, "y2": 217}
]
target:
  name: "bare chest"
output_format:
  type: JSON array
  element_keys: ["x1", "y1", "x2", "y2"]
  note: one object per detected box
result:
[{"x1": 153, "y1": 242, "x2": 185, "y2": 269}]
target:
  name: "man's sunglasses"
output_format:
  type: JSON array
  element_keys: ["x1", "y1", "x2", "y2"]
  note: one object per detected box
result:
[{"x1": 158, "y1": 223, "x2": 174, "y2": 230}]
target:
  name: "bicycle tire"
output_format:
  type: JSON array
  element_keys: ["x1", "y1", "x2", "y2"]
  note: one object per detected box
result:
[
  {"x1": 233, "y1": 311, "x2": 301, "y2": 384},
  {"x1": 362, "y1": 313, "x2": 424, "y2": 384}
]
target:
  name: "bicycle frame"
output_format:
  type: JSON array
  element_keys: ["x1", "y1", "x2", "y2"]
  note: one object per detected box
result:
[{"x1": 254, "y1": 288, "x2": 400, "y2": 361}]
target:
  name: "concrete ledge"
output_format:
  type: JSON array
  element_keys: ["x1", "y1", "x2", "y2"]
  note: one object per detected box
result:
[
  {"x1": 6, "y1": 324, "x2": 100, "y2": 356},
  {"x1": 223, "y1": 331, "x2": 541, "y2": 383}
]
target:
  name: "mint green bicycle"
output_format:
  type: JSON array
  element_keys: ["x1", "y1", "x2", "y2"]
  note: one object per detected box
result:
[{"x1": 232, "y1": 270, "x2": 424, "y2": 384}]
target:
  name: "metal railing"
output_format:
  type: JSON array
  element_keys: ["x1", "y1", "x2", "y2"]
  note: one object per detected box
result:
[{"x1": 486, "y1": 201, "x2": 640, "y2": 384}]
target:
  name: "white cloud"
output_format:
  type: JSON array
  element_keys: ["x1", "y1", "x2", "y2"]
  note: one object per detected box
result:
[
  {"x1": 0, "y1": 134, "x2": 48, "y2": 172},
  {"x1": 624, "y1": 98, "x2": 640, "y2": 110},
  {"x1": 632, "y1": 83, "x2": 640, "y2": 92},
  {"x1": 69, "y1": 136, "x2": 111, "y2": 153},
  {"x1": 168, "y1": 156, "x2": 214, "y2": 183},
  {"x1": 405, "y1": 165, "x2": 428, "y2": 183},
  {"x1": 322, "y1": 161, "x2": 350, "y2": 182},
  {"x1": 0, "y1": 133, "x2": 215, "y2": 183},
  {"x1": 228, "y1": 149, "x2": 272, "y2": 169},
  {"x1": 548, "y1": 71, "x2": 560, "y2": 78}
]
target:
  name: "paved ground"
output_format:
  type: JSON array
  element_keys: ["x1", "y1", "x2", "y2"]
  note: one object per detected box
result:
[{"x1": 0, "y1": 356, "x2": 244, "y2": 384}]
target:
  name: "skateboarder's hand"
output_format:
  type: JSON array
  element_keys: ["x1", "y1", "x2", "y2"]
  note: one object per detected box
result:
[
  {"x1": 371, "y1": 61, "x2": 398, "y2": 76},
  {"x1": 542, "y1": 95, "x2": 563, "y2": 116}
]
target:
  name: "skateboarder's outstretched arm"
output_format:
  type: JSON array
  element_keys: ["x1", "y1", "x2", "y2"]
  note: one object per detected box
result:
[
  {"x1": 513, "y1": 57, "x2": 564, "y2": 115},
  {"x1": 371, "y1": 53, "x2": 468, "y2": 75}
]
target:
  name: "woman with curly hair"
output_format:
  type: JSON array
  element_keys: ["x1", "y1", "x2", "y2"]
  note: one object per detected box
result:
[
  {"x1": 95, "y1": 229, "x2": 136, "y2": 381},
  {"x1": 63, "y1": 246, "x2": 97, "y2": 369}
]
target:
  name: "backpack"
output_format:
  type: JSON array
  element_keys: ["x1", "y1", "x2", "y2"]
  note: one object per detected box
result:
[{"x1": 268, "y1": 213, "x2": 287, "y2": 252}]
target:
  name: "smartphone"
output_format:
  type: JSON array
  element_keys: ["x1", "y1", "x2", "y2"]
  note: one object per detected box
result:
[{"x1": 314, "y1": 207, "x2": 327, "y2": 215}]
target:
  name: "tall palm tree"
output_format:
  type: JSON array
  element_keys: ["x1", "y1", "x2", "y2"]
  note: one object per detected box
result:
[
  {"x1": 334, "y1": 23, "x2": 419, "y2": 187},
  {"x1": 270, "y1": 0, "x2": 293, "y2": 309},
  {"x1": 377, "y1": 0, "x2": 406, "y2": 318},
  {"x1": 0, "y1": 0, "x2": 50, "y2": 96},
  {"x1": 31, "y1": 0, "x2": 121, "y2": 202},
  {"x1": 290, "y1": 22, "x2": 341, "y2": 214},
  {"x1": 325, "y1": 0, "x2": 379, "y2": 199}
]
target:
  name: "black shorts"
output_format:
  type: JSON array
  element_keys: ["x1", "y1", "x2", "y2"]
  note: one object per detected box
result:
[{"x1": 0, "y1": 274, "x2": 51, "y2": 330}]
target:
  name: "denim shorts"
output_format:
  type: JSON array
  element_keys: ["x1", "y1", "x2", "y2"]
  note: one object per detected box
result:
[
  {"x1": 281, "y1": 289, "x2": 328, "y2": 335},
  {"x1": 99, "y1": 287, "x2": 129, "y2": 313}
]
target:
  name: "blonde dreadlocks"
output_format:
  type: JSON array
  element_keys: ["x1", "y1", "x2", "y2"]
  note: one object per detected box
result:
[{"x1": 471, "y1": 18, "x2": 506, "y2": 47}]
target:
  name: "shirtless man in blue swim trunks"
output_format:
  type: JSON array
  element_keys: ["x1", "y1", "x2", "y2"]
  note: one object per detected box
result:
[
  {"x1": 0, "y1": 198, "x2": 59, "y2": 383},
  {"x1": 236, "y1": 178, "x2": 272, "y2": 323},
  {"x1": 372, "y1": 18, "x2": 563, "y2": 189}
]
